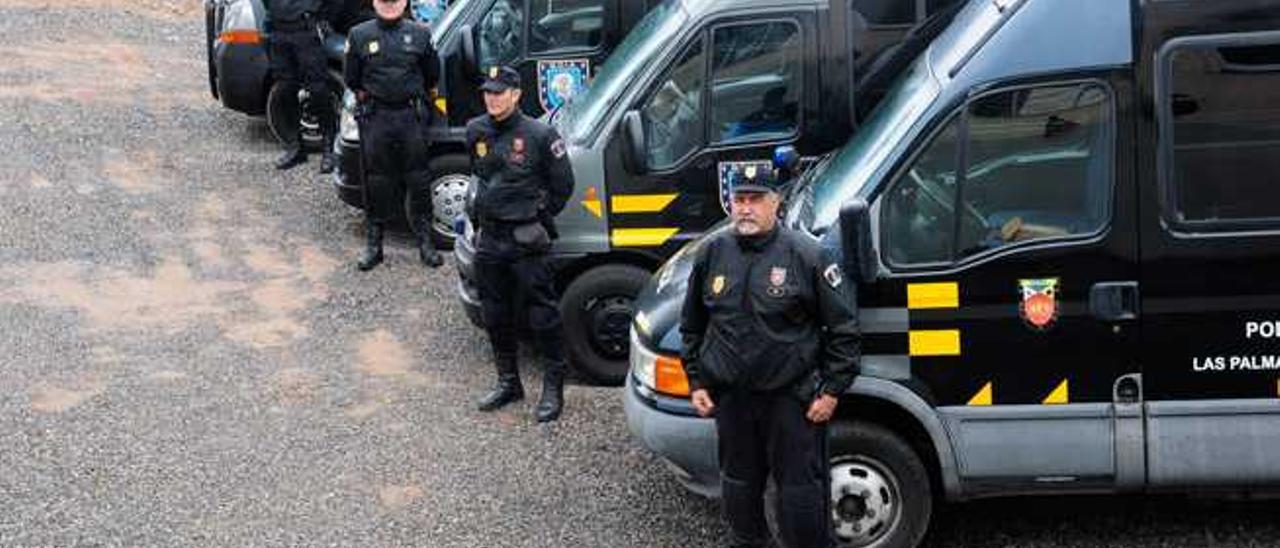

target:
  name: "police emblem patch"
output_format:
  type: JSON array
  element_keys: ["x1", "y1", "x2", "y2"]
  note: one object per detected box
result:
[
  {"x1": 823, "y1": 264, "x2": 843, "y2": 288},
  {"x1": 368, "y1": 40, "x2": 380, "y2": 54},
  {"x1": 550, "y1": 139, "x2": 566, "y2": 159},
  {"x1": 513, "y1": 137, "x2": 525, "y2": 153},
  {"x1": 712, "y1": 275, "x2": 726, "y2": 297},
  {"x1": 489, "y1": 66, "x2": 500, "y2": 79},
  {"x1": 1019, "y1": 278, "x2": 1060, "y2": 330},
  {"x1": 475, "y1": 141, "x2": 488, "y2": 158},
  {"x1": 767, "y1": 267, "x2": 787, "y2": 297},
  {"x1": 717, "y1": 160, "x2": 776, "y2": 214},
  {"x1": 537, "y1": 59, "x2": 591, "y2": 113},
  {"x1": 404, "y1": 34, "x2": 412, "y2": 45}
]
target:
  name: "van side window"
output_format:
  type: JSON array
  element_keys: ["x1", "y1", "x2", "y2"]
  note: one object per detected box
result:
[
  {"x1": 883, "y1": 82, "x2": 1113, "y2": 266},
  {"x1": 854, "y1": 0, "x2": 916, "y2": 26},
  {"x1": 527, "y1": 0, "x2": 604, "y2": 54},
  {"x1": 1161, "y1": 37, "x2": 1280, "y2": 228},
  {"x1": 640, "y1": 38, "x2": 706, "y2": 169},
  {"x1": 710, "y1": 20, "x2": 802, "y2": 145},
  {"x1": 477, "y1": 0, "x2": 524, "y2": 71}
]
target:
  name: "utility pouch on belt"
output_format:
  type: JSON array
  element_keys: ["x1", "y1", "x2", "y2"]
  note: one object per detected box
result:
[{"x1": 512, "y1": 221, "x2": 551, "y2": 250}]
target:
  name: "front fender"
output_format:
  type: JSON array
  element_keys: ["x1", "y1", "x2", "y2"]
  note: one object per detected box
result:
[{"x1": 846, "y1": 377, "x2": 962, "y2": 500}]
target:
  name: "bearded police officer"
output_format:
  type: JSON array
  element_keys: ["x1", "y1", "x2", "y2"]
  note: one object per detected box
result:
[
  {"x1": 468, "y1": 67, "x2": 575, "y2": 423},
  {"x1": 268, "y1": 0, "x2": 340, "y2": 173},
  {"x1": 681, "y1": 172, "x2": 860, "y2": 548},
  {"x1": 344, "y1": 0, "x2": 443, "y2": 270}
]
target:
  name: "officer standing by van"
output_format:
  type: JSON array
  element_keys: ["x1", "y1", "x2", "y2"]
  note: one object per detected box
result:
[
  {"x1": 467, "y1": 66, "x2": 575, "y2": 423},
  {"x1": 344, "y1": 0, "x2": 443, "y2": 270},
  {"x1": 268, "y1": 0, "x2": 340, "y2": 173},
  {"x1": 681, "y1": 173, "x2": 860, "y2": 548}
]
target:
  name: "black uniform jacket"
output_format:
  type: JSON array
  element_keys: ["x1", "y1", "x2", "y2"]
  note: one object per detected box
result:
[
  {"x1": 269, "y1": 0, "x2": 337, "y2": 25},
  {"x1": 681, "y1": 227, "x2": 861, "y2": 399},
  {"x1": 344, "y1": 17, "x2": 439, "y2": 105},
  {"x1": 465, "y1": 112, "x2": 574, "y2": 226}
]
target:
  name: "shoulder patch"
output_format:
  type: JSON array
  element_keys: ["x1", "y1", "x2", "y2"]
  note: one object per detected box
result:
[
  {"x1": 823, "y1": 263, "x2": 843, "y2": 288},
  {"x1": 550, "y1": 139, "x2": 566, "y2": 159}
]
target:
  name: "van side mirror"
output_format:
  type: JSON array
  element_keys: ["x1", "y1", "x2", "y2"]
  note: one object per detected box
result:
[
  {"x1": 621, "y1": 110, "x2": 648, "y2": 174},
  {"x1": 460, "y1": 24, "x2": 477, "y2": 74},
  {"x1": 839, "y1": 198, "x2": 878, "y2": 284}
]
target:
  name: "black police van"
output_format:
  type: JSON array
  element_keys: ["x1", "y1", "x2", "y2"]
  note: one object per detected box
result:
[
  {"x1": 332, "y1": 0, "x2": 664, "y2": 247},
  {"x1": 454, "y1": 0, "x2": 962, "y2": 384},
  {"x1": 626, "y1": 0, "x2": 1280, "y2": 546}
]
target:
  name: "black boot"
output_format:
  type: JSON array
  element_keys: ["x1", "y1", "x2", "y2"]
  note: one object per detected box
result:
[
  {"x1": 319, "y1": 150, "x2": 338, "y2": 174},
  {"x1": 275, "y1": 144, "x2": 307, "y2": 171},
  {"x1": 417, "y1": 234, "x2": 444, "y2": 269},
  {"x1": 356, "y1": 221, "x2": 384, "y2": 271},
  {"x1": 478, "y1": 353, "x2": 524, "y2": 411},
  {"x1": 535, "y1": 359, "x2": 566, "y2": 423}
]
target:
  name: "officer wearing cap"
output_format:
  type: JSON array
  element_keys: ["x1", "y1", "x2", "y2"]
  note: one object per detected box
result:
[
  {"x1": 681, "y1": 169, "x2": 861, "y2": 548},
  {"x1": 268, "y1": 0, "x2": 340, "y2": 173},
  {"x1": 467, "y1": 66, "x2": 575, "y2": 423},
  {"x1": 344, "y1": 0, "x2": 443, "y2": 270}
]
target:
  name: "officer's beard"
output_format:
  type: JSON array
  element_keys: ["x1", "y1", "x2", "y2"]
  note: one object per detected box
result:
[{"x1": 733, "y1": 217, "x2": 775, "y2": 237}]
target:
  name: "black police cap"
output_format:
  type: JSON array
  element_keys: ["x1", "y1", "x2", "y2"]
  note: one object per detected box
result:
[{"x1": 480, "y1": 66, "x2": 521, "y2": 93}]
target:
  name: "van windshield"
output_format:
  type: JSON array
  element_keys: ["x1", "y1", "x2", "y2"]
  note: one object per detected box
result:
[
  {"x1": 793, "y1": 56, "x2": 940, "y2": 233},
  {"x1": 555, "y1": 1, "x2": 688, "y2": 144}
]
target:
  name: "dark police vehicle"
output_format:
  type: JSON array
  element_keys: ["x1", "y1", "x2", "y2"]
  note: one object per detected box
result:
[
  {"x1": 332, "y1": 0, "x2": 665, "y2": 248},
  {"x1": 626, "y1": 0, "x2": 1280, "y2": 546},
  {"x1": 453, "y1": 0, "x2": 962, "y2": 383}
]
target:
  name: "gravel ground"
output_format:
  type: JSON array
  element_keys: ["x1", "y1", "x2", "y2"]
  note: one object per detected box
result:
[{"x1": 0, "y1": 2, "x2": 1278, "y2": 547}]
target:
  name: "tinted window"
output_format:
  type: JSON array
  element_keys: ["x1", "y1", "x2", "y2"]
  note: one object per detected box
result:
[
  {"x1": 854, "y1": 0, "x2": 917, "y2": 26},
  {"x1": 477, "y1": 0, "x2": 523, "y2": 71},
  {"x1": 640, "y1": 38, "x2": 706, "y2": 169},
  {"x1": 884, "y1": 83, "x2": 1113, "y2": 266},
  {"x1": 710, "y1": 21, "x2": 802, "y2": 145},
  {"x1": 527, "y1": 0, "x2": 604, "y2": 53},
  {"x1": 1164, "y1": 39, "x2": 1280, "y2": 226}
]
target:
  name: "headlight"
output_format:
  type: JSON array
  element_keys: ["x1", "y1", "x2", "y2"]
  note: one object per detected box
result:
[
  {"x1": 340, "y1": 89, "x2": 359, "y2": 142},
  {"x1": 630, "y1": 329, "x2": 689, "y2": 397}
]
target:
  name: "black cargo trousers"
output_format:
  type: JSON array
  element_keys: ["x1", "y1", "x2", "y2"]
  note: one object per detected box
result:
[
  {"x1": 715, "y1": 387, "x2": 832, "y2": 548},
  {"x1": 473, "y1": 224, "x2": 564, "y2": 367},
  {"x1": 357, "y1": 103, "x2": 433, "y2": 237},
  {"x1": 268, "y1": 20, "x2": 337, "y2": 144}
]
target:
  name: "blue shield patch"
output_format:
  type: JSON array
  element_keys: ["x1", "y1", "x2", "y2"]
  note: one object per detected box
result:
[
  {"x1": 717, "y1": 160, "x2": 776, "y2": 215},
  {"x1": 537, "y1": 59, "x2": 591, "y2": 113}
]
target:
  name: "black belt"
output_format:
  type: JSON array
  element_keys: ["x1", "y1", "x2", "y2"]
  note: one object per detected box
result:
[{"x1": 272, "y1": 16, "x2": 315, "y2": 32}]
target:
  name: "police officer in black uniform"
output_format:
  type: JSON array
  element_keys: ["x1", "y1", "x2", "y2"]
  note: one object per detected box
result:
[
  {"x1": 467, "y1": 67, "x2": 575, "y2": 423},
  {"x1": 344, "y1": 0, "x2": 443, "y2": 270},
  {"x1": 268, "y1": 0, "x2": 340, "y2": 173},
  {"x1": 681, "y1": 172, "x2": 860, "y2": 548}
]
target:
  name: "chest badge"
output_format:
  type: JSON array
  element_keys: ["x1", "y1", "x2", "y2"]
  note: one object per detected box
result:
[
  {"x1": 513, "y1": 137, "x2": 525, "y2": 153},
  {"x1": 1019, "y1": 278, "x2": 1060, "y2": 330},
  {"x1": 768, "y1": 267, "x2": 787, "y2": 297},
  {"x1": 367, "y1": 40, "x2": 380, "y2": 54},
  {"x1": 711, "y1": 275, "x2": 726, "y2": 297},
  {"x1": 475, "y1": 141, "x2": 488, "y2": 158},
  {"x1": 404, "y1": 34, "x2": 412, "y2": 45}
]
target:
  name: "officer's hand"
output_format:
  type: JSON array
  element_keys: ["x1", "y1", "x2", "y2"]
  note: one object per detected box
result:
[
  {"x1": 690, "y1": 389, "x2": 715, "y2": 418},
  {"x1": 806, "y1": 394, "x2": 839, "y2": 424}
]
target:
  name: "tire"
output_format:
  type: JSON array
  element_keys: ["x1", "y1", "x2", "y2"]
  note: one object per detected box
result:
[
  {"x1": 827, "y1": 421, "x2": 932, "y2": 548},
  {"x1": 206, "y1": 4, "x2": 219, "y2": 100},
  {"x1": 405, "y1": 153, "x2": 471, "y2": 250},
  {"x1": 560, "y1": 264, "x2": 652, "y2": 385},
  {"x1": 267, "y1": 79, "x2": 339, "y2": 151}
]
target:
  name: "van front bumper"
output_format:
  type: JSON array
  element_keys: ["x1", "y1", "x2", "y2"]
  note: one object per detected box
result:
[{"x1": 623, "y1": 374, "x2": 721, "y2": 498}]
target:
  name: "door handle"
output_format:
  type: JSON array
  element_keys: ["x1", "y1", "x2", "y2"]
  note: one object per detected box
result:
[{"x1": 1089, "y1": 281, "x2": 1139, "y2": 321}]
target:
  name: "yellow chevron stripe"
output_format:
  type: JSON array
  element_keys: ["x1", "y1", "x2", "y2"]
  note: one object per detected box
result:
[
  {"x1": 611, "y1": 228, "x2": 679, "y2": 248},
  {"x1": 611, "y1": 194, "x2": 678, "y2": 214},
  {"x1": 908, "y1": 330, "x2": 961, "y2": 357},
  {"x1": 907, "y1": 282, "x2": 959, "y2": 309},
  {"x1": 1043, "y1": 379, "x2": 1069, "y2": 405},
  {"x1": 968, "y1": 382, "x2": 993, "y2": 406}
]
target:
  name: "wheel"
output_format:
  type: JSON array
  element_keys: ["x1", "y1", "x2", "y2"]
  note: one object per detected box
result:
[
  {"x1": 405, "y1": 154, "x2": 471, "y2": 250},
  {"x1": 828, "y1": 421, "x2": 932, "y2": 548},
  {"x1": 267, "y1": 79, "x2": 339, "y2": 151},
  {"x1": 560, "y1": 264, "x2": 652, "y2": 385},
  {"x1": 206, "y1": 4, "x2": 219, "y2": 99}
]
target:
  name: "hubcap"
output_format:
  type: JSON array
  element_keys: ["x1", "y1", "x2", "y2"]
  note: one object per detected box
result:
[
  {"x1": 431, "y1": 174, "x2": 471, "y2": 239},
  {"x1": 586, "y1": 295, "x2": 633, "y2": 360},
  {"x1": 830, "y1": 456, "x2": 901, "y2": 546}
]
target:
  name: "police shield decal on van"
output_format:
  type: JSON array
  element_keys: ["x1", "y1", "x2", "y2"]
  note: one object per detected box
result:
[{"x1": 1018, "y1": 278, "x2": 1060, "y2": 330}]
